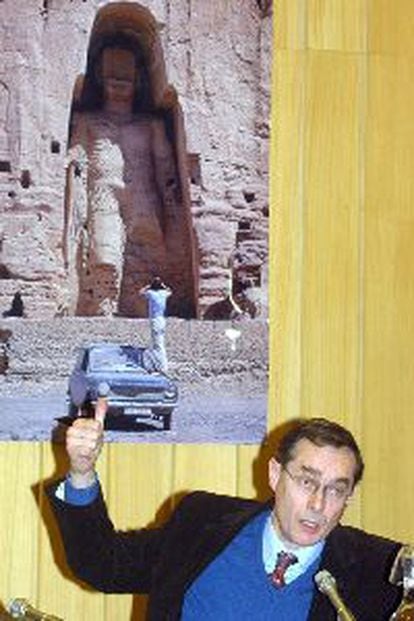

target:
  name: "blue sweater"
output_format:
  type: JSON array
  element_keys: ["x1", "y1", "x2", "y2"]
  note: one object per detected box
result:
[{"x1": 182, "y1": 511, "x2": 320, "y2": 620}]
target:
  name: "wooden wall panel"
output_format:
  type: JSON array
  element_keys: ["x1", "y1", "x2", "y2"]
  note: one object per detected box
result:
[
  {"x1": 274, "y1": 0, "x2": 306, "y2": 50},
  {"x1": 301, "y1": 51, "x2": 362, "y2": 426},
  {"x1": 300, "y1": 50, "x2": 364, "y2": 525},
  {"x1": 272, "y1": 3, "x2": 366, "y2": 526},
  {"x1": 0, "y1": 1, "x2": 414, "y2": 618},
  {"x1": 275, "y1": 0, "x2": 366, "y2": 52},
  {"x1": 362, "y1": 46, "x2": 414, "y2": 539},
  {"x1": 307, "y1": 0, "x2": 366, "y2": 51},
  {"x1": 173, "y1": 445, "x2": 238, "y2": 496},
  {"x1": 271, "y1": 50, "x2": 306, "y2": 422},
  {"x1": 368, "y1": 0, "x2": 414, "y2": 55},
  {"x1": 0, "y1": 443, "x2": 40, "y2": 610},
  {"x1": 107, "y1": 445, "x2": 174, "y2": 527},
  {"x1": 237, "y1": 445, "x2": 263, "y2": 498}
]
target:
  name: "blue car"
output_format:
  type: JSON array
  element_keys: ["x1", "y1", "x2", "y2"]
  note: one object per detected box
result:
[{"x1": 67, "y1": 343, "x2": 178, "y2": 430}]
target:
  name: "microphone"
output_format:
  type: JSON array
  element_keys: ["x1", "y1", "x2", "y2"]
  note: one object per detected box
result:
[
  {"x1": 315, "y1": 569, "x2": 357, "y2": 621},
  {"x1": 7, "y1": 598, "x2": 63, "y2": 620}
]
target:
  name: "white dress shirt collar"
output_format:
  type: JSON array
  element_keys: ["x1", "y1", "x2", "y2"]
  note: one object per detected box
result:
[{"x1": 262, "y1": 511, "x2": 324, "y2": 584}]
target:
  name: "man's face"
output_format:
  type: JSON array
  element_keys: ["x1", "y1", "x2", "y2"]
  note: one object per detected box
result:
[{"x1": 268, "y1": 438, "x2": 356, "y2": 548}]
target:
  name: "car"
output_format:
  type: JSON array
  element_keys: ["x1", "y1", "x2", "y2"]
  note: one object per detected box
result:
[{"x1": 67, "y1": 343, "x2": 178, "y2": 430}]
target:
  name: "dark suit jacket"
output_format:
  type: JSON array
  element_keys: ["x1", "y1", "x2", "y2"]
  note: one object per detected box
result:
[{"x1": 47, "y1": 484, "x2": 402, "y2": 620}]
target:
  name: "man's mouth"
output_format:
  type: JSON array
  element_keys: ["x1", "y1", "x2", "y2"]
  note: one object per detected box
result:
[{"x1": 299, "y1": 517, "x2": 325, "y2": 533}]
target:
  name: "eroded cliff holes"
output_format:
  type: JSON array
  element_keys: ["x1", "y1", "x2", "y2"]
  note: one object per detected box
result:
[
  {"x1": 50, "y1": 140, "x2": 61, "y2": 154},
  {"x1": 236, "y1": 219, "x2": 252, "y2": 243},
  {"x1": 187, "y1": 153, "x2": 202, "y2": 186},
  {"x1": 243, "y1": 190, "x2": 255, "y2": 204},
  {"x1": 20, "y1": 170, "x2": 31, "y2": 188},
  {"x1": 233, "y1": 265, "x2": 262, "y2": 318}
]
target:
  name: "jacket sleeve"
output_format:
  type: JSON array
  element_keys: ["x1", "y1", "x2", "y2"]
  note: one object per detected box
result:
[
  {"x1": 310, "y1": 525, "x2": 402, "y2": 621},
  {"x1": 46, "y1": 479, "x2": 165, "y2": 594}
]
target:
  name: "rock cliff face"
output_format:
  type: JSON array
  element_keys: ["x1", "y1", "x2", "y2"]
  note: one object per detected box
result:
[{"x1": 0, "y1": 0, "x2": 271, "y2": 319}]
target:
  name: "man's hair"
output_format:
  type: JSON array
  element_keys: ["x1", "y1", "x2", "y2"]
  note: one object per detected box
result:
[
  {"x1": 275, "y1": 417, "x2": 364, "y2": 486},
  {"x1": 150, "y1": 276, "x2": 164, "y2": 290}
]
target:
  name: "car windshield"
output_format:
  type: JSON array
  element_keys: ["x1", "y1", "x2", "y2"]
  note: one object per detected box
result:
[{"x1": 88, "y1": 346, "x2": 146, "y2": 373}]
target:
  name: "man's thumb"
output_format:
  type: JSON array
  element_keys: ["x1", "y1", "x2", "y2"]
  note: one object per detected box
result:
[
  {"x1": 95, "y1": 397, "x2": 108, "y2": 426},
  {"x1": 95, "y1": 382, "x2": 110, "y2": 425}
]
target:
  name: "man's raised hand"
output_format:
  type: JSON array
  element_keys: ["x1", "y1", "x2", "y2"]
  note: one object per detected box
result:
[{"x1": 66, "y1": 398, "x2": 108, "y2": 489}]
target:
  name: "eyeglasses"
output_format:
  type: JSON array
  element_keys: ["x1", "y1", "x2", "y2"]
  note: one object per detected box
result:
[{"x1": 282, "y1": 466, "x2": 352, "y2": 503}]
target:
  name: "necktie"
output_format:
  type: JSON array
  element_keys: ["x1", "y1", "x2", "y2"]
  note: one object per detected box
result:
[{"x1": 270, "y1": 550, "x2": 298, "y2": 588}]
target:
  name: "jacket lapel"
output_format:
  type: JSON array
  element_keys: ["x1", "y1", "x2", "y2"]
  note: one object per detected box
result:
[{"x1": 308, "y1": 526, "x2": 360, "y2": 620}]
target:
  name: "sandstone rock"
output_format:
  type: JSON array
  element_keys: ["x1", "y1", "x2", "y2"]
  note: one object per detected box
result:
[{"x1": 0, "y1": 0, "x2": 271, "y2": 319}]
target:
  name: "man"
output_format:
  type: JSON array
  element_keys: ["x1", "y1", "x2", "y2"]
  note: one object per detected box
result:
[
  {"x1": 47, "y1": 412, "x2": 402, "y2": 620},
  {"x1": 139, "y1": 276, "x2": 172, "y2": 373}
]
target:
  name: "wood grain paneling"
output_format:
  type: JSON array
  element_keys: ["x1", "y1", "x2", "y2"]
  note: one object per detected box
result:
[
  {"x1": 368, "y1": 0, "x2": 414, "y2": 55},
  {"x1": 1, "y1": 1, "x2": 414, "y2": 618},
  {"x1": 271, "y1": 49, "x2": 306, "y2": 422},
  {"x1": 307, "y1": 0, "x2": 366, "y2": 51},
  {"x1": 362, "y1": 48, "x2": 414, "y2": 539},
  {"x1": 0, "y1": 443, "x2": 40, "y2": 609},
  {"x1": 301, "y1": 51, "x2": 362, "y2": 429}
]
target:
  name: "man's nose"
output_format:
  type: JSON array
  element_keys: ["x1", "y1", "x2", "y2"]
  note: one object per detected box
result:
[{"x1": 307, "y1": 487, "x2": 326, "y2": 512}]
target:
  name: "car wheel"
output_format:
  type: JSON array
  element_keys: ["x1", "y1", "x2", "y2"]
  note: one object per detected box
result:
[
  {"x1": 152, "y1": 408, "x2": 172, "y2": 430},
  {"x1": 162, "y1": 410, "x2": 172, "y2": 431}
]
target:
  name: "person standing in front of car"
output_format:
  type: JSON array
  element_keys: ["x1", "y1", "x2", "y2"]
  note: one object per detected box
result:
[{"x1": 139, "y1": 276, "x2": 171, "y2": 373}]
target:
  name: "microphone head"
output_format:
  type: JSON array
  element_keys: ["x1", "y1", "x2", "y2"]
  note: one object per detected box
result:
[
  {"x1": 8, "y1": 598, "x2": 28, "y2": 617},
  {"x1": 389, "y1": 544, "x2": 414, "y2": 586},
  {"x1": 315, "y1": 569, "x2": 337, "y2": 594}
]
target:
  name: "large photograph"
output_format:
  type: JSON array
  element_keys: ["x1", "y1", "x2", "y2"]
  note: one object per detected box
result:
[{"x1": 0, "y1": 0, "x2": 271, "y2": 442}]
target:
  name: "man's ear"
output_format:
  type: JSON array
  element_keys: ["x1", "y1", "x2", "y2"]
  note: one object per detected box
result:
[{"x1": 268, "y1": 457, "x2": 282, "y2": 493}]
